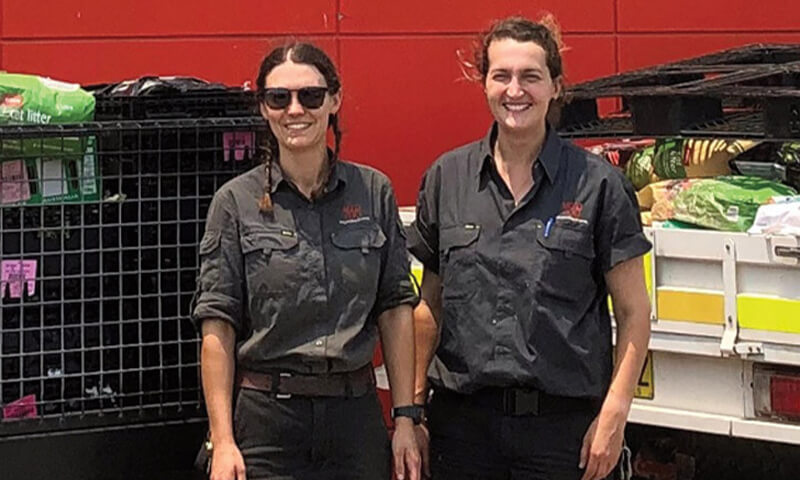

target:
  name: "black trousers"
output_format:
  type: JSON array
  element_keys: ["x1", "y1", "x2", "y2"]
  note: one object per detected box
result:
[
  {"x1": 428, "y1": 388, "x2": 598, "y2": 480},
  {"x1": 233, "y1": 387, "x2": 391, "y2": 480}
]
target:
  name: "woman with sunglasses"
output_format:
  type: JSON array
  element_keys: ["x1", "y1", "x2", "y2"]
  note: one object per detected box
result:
[{"x1": 193, "y1": 42, "x2": 421, "y2": 480}]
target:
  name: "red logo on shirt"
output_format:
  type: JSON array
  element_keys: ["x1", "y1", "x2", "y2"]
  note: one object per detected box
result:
[
  {"x1": 342, "y1": 204, "x2": 363, "y2": 220},
  {"x1": 560, "y1": 202, "x2": 583, "y2": 219}
]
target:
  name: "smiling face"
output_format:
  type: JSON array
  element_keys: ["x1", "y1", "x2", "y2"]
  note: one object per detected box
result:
[
  {"x1": 260, "y1": 59, "x2": 341, "y2": 153},
  {"x1": 484, "y1": 38, "x2": 561, "y2": 135}
]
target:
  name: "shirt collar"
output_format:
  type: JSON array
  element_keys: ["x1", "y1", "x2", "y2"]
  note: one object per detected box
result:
[
  {"x1": 267, "y1": 148, "x2": 345, "y2": 194},
  {"x1": 476, "y1": 123, "x2": 563, "y2": 184}
]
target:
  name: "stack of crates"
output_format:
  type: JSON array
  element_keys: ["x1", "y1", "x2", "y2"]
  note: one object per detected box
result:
[
  {"x1": 559, "y1": 43, "x2": 800, "y2": 141},
  {"x1": 557, "y1": 44, "x2": 800, "y2": 190},
  {"x1": 0, "y1": 85, "x2": 263, "y2": 434}
]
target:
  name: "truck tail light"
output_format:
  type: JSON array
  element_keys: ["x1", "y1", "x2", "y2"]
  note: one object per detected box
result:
[{"x1": 754, "y1": 364, "x2": 800, "y2": 422}]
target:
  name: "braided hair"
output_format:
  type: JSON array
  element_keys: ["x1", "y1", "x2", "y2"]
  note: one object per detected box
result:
[{"x1": 255, "y1": 42, "x2": 343, "y2": 213}]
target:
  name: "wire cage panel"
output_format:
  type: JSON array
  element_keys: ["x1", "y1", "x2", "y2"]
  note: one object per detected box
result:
[{"x1": 0, "y1": 118, "x2": 264, "y2": 434}]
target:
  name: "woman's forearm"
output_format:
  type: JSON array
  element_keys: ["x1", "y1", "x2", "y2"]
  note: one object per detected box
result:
[
  {"x1": 604, "y1": 256, "x2": 652, "y2": 410},
  {"x1": 201, "y1": 319, "x2": 238, "y2": 446},
  {"x1": 378, "y1": 304, "x2": 416, "y2": 407},
  {"x1": 413, "y1": 270, "x2": 442, "y2": 404}
]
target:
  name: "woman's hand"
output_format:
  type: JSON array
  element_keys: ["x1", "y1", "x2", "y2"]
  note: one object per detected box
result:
[
  {"x1": 414, "y1": 423, "x2": 431, "y2": 478},
  {"x1": 392, "y1": 419, "x2": 421, "y2": 480},
  {"x1": 579, "y1": 395, "x2": 629, "y2": 480},
  {"x1": 210, "y1": 440, "x2": 247, "y2": 480}
]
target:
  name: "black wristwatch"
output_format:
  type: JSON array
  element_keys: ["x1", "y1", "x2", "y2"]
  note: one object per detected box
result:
[{"x1": 390, "y1": 404, "x2": 425, "y2": 425}]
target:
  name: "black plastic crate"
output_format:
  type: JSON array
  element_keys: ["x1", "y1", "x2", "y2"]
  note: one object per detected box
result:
[
  {"x1": 629, "y1": 96, "x2": 723, "y2": 136},
  {"x1": 764, "y1": 96, "x2": 800, "y2": 139},
  {"x1": 568, "y1": 44, "x2": 800, "y2": 97},
  {"x1": 0, "y1": 118, "x2": 264, "y2": 433},
  {"x1": 94, "y1": 91, "x2": 258, "y2": 121},
  {"x1": 559, "y1": 44, "x2": 800, "y2": 139},
  {"x1": 89, "y1": 77, "x2": 258, "y2": 121}
]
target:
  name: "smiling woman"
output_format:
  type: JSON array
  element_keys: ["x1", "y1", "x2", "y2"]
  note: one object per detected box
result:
[
  {"x1": 408, "y1": 15, "x2": 652, "y2": 480},
  {"x1": 192, "y1": 41, "x2": 421, "y2": 480},
  {"x1": 477, "y1": 18, "x2": 564, "y2": 137},
  {"x1": 484, "y1": 38, "x2": 561, "y2": 133},
  {"x1": 254, "y1": 43, "x2": 344, "y2": 209}
]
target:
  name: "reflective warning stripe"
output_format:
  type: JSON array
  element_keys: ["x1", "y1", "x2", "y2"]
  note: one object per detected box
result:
[
  {"x1": 609, "y1": 252, "x2": 654, "y2": 314},
  {"x1": 738, "y1": 295, "x2": 800, "y2": 334},
  {"x1": 411, "y1": 266, "x2": 423, "y2": 285},
  {"x1": 643, "y1": 252, "x2": 653, "y2": 298},
  {"x1": 656, "y1": 288, "x2": 725, "y2": 325}
]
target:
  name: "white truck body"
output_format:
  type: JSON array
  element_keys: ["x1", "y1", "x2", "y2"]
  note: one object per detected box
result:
[{"x1": 394, "y1": 207, "x2": 800, "y2": 446}]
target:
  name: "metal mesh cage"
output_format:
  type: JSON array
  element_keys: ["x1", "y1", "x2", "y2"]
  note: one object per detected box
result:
[{"x1": 0, "y1": 118, "x2": 264, "y2": 434}]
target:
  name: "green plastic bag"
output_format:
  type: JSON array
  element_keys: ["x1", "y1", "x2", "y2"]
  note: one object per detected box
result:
[
  {"x1": 671, "y1": 176, "x2": 797, "y2": 232},
  {"x1": 0, "y1": 74, "x2": 98, "y2": 206},
  {"x1": 779, "y1": 142, "x2": 800, "y2": 165},
  {"x1": 625, "y1": 145, "x2": 655, "y2": 191},
  {"x1": 653, "y1": 138, "x2": 686, "y2": 179},
  {"x1": 0, "y1": 73, "x2": 95, "y2": 124}
]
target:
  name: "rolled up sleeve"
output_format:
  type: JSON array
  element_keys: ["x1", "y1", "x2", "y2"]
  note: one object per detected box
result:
[
  {"x1": 595, "y1": 169, "x2": 652, "y2": 273},
  {"x1": 191, "y1": 189, "x2": 245, "y2": 334},
  {"x1": 407, "y1": 163, "x2": 441, "y2": 274},
  {"x1": 373, "y1": 178, "x2": 419, "y2": 316}
]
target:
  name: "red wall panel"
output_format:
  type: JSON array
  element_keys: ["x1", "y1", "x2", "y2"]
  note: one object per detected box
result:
[
  {"x1": 339, "y1": 36, "x2": 488, "y2": 205},
  {"x1": 339, "y1": 35, "x2": 615, "y2": 204},
  {"x1": 618, "y1": 0, "x2": 800, "y2": 32},
  {"x1": 618, "y1": 33, "x2": 800, "y2": 71},
  {"x1": 2, "y1": 1, "x2": 800, "y2": 203},
  {"x1": 561, "y1": 36, "x2": 617, "y2": 84},
  {"x1": 340, "y1": 0, "x2": 614, "y2": 33},
  {"x1": 2, "y1": 0, "x2": 337, "y2": 38},
  {"x1": 0, "y1": 38, "x2": 337, "y2": 86}
]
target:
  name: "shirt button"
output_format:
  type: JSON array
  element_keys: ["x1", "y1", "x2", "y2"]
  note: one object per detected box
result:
[{"x1": 315, "y1": 340, "x2": 323, "y2": 346}]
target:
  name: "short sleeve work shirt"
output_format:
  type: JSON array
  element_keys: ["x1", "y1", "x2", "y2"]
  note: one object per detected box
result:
[
  {"x1": 408, "y1": 124, "x2": 652, "y2": 398},
  {"x1": 193, "y1": 160, "x2": 417, "y2": 374}
]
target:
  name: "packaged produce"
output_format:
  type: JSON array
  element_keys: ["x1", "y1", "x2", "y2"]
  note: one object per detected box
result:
[
  {"x1": 651, "y1": 176, "x2": 796, "y2": 232},
  {"x1": 748, "y1": 195, "x2": 800, "y2": 235}
]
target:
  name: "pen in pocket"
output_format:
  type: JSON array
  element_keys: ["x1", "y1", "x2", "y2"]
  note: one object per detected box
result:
[{"x1": 544, "y1": 217, "x2": 554, "y2": 238}]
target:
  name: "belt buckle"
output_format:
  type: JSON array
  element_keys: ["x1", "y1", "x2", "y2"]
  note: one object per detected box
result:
[
  {"x1": 508, "y1": 389, "x2": 539, "y2": 416},
  {"x1": 275, "y1": 372, "x2": 292, "y2": 399}
]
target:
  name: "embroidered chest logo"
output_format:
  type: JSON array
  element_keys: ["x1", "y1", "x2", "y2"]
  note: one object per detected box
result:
[
  {"x1": 560, "y1": 201, "x2": 584, "y2": 219},
  {"x1": 342, "y1": 204, "x2": 363, "y2": 221}
]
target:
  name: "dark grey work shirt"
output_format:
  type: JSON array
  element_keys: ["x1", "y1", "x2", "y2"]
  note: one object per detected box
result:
[
  {"x1": 408, "y1": 124, "x2": 652, "y2": 398},
  {"x1": 192, "y1": 159, "x2": 417, "y2": 374}
]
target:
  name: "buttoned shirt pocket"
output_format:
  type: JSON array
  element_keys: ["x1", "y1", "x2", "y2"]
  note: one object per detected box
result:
[
  {"x1": 439, "y1": 224, "x2": 481, "y2": 302},
  {"x1": 330, "y1": 221, "x2": 387, "y2": 294},
  {"x1": 241, "y1": 228, "x2": 300, "y2": 297},
  {"x1": 535, "y1": 221, "x2": 596, "y2": 303}
]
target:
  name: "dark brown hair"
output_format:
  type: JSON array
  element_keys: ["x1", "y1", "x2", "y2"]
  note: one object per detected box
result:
[
  {"x1": 254, "y1": 41, "x2": 343, "y2": 213},
  {"x1": 456, "y1": 15, "x2": 567, "y2": 125},
  {"x1": 475, "y1": 15, "x2": 564, "y2": 82}
]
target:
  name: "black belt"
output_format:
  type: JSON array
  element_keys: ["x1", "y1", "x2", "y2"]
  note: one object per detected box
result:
[
  {"x1": 237, "y1": 364, "x2": 375, "y2": 398},
  {"x1": 433, "y1": 386, "x2": 599, "y2": 417}
]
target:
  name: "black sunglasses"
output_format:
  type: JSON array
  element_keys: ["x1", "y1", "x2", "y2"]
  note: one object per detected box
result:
[{"x1": 262, "y1": 87, "x2": 329, "y2": 110}]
